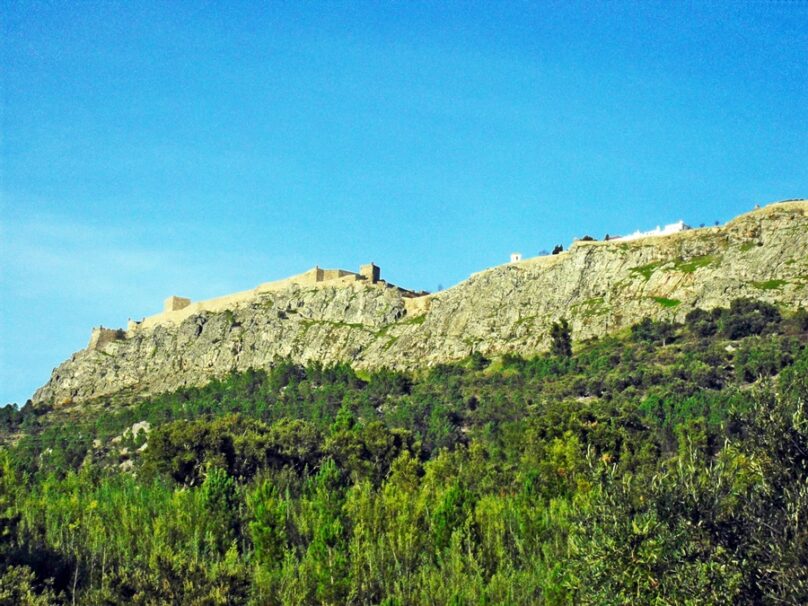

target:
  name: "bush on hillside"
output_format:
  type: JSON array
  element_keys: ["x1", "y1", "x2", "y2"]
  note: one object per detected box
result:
[
  {"x1": 550, "y1": 318, "x2": 573, "y2": 357},
  {"x1": 632, "y1": 318, "x2": 678, "y2": 346},
  {"x1": 685, "y1": 307, "x2": 721, "y2": 338},
  {"x1": 720, "y1": 298, "x2": 781, "y2": 339}
]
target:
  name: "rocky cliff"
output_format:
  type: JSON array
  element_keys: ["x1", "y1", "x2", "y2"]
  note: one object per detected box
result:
[{"x1": 33, "y1": 201, "x2": 808, "y2": 407}]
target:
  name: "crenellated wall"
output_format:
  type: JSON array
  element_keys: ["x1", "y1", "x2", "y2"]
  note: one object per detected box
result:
[
  {"x1": 121, "y1": 264, "x2": 419, "y2": 334},
  {"x1": 88, "y1": 327, "x2": 123, "y2": 350}
]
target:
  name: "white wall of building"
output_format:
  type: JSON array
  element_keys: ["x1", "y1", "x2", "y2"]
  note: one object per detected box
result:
[{"x1": 616, "y1": 220, "x2": 690, "y2": 241}]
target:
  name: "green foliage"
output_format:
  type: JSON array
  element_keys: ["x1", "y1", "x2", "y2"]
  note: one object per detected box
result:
[
  {"x1": 672, "y1": 254, "x2": 717, "y2": 273},
  {"x1": 734, "y1": 336, "x2": 798, "y2": 382},
  {"x1": 223, "y1": 308, "x2": 238, "y2": 326},
  {"x1": 630, "y1": 261, "x2": 662, "y2": 281},
  {"x1": 652, "y1": 296, "x2": 681, "y2": 308},
  {"x1": 685, "y1": 299, "x2": 783, "y2": 342},
  {"x1": 402, "y1": 314, "x2": 426, "y2": 325},
  {"x1": 631, "y1": 317, "x2": 677, "y2": 345},
  {"x1": 549, "y1": 318, "x2": 572, "y2": 357},
  {"x1": 721, "y1": 297, "x2": 781, "y2": 339},
  {"x1": 797, "y1": 308, "x2": 808, "y2": 331},
  {"x1": 467, "y1": 351, "x2": 490, "y2": 371},
  {"x1": 752, "y1": 279, "x2": 787, "y2": 290},
  {"x1": 247, "y1": 479, "x2": 288, "y2": 568},
  {"x1": 685, "y1": 307, "x2": 721, "y2": 337},
  {"x1": 142, "y1": 415, "x2": 323, "y2": 485},
  {"x1": 1, "y1": 297, "x2": 807, "y2": 604},
  {"x1": 0, "y1": 565, "x2": 58, "y2": 605}
]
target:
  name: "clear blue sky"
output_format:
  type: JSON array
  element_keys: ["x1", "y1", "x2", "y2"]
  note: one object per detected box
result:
[{"x1": 2, "y1": 1, "x2": 806, "y2": 405}]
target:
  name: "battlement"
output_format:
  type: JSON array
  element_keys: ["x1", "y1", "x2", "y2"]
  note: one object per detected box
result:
[
  {"x1": 107, "y1": 262, "x2": 420, "y2": 338},
  {"x1": 360, "y1": 263, "x2": 380, "y2": 284},
  {"x1": 164, "y1": 296, "x2": 191, "y2": 312},
  {"x1": 89, "y1": 327, "x2": 124, "y2": 350}
]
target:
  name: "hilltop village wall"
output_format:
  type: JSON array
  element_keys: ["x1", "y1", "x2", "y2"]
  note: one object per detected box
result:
[{"x1": 91, "y1": 263, "x2": 428, "y2": 350}]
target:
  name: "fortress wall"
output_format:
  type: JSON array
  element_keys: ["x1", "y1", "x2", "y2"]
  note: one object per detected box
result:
[
  {"x1": 164, "y1": 296, "x2": 191, "y2": 312},
  {"x1": 256, "y1": 267, "x2": 332, "y2": 292},
  {"x1": 134, "y1": 268, "x2": 370, "y2": 332},
  {"x1": 89, "y1": 327, "x2": 122, "y2": 350},
  {"x1": 335, "y1": 274, "x2": 362, "y2": 285},
  {"x1": 124, "y1": 264, "x2": 400, "y2": 336},
  {"x1": 322, "y1": 269, "x2": 356, "y2": 281},
  {"x1": 255, "y1": 274, "x2": 306, "y2": 293},
  {"x1": 404, "y1": 295, "x2": 431, "y2": 317},
  {"x1": 360, "y1": 263, "x2": 380, "y2": 283},
  {"x1": 139, "y1": 286, "x2": 258, "y2": 329},
  {"x1": 304, "y1": 267, "x2": 324, "y2": 285}
]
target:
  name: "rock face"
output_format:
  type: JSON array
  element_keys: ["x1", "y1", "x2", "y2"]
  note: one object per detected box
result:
[{"x1": 33, "y1": 201, "x2": 808, "y2": 407}]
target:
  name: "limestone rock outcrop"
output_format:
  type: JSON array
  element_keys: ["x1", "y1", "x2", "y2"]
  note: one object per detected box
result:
[{"x1": 33, "y1": 201, "x2": 808, "y2": 407}]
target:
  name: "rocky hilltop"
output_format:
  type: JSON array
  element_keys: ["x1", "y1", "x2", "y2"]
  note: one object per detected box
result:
[{"x1": 33, "y1": 201, "x2": 808, "y2": 407}]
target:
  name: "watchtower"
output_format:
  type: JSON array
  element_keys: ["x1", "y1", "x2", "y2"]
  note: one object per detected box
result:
[
  {"x1": 164, "y1": 296, "x2": 191, "y2": 312},
  {"x1": 88, "y1": 326, "x2": 123, "y2": 350},
  {"x1": 360, "y1": 263, "x2": 380, "y2": 284}
]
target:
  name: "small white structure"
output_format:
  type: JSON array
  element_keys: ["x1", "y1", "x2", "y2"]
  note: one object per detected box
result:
[
  {"x1": 616, "y1": 220, "x2": 690, "y2": 242},
  {"x1": 510, "y1": 252, "x2": 523, "y2": 263}
]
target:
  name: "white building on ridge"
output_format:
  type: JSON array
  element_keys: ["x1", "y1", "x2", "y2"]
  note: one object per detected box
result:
[{"x1": 615, "y1": 220, "x2": 691, "y2": 242}]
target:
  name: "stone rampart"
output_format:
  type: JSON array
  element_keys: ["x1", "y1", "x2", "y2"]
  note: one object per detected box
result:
[
  {"x1": 128, "y1": 264, "x2": 389, "y2": 334},
  {"x1": 164, "y1": 296, "x2": 191, "y2": 312},
  {"x1": 404, "y1": 295, "x2": 431, "y2": 317},
  {"x1": 360, "y1": 263, "x2": 380, "y2": 284},
  {"x1": 89, "y1": 327, "x2": 123, "y2": 350},
  {"x1": 322, "y1": 269, "x2": 355, "y2": 281}
]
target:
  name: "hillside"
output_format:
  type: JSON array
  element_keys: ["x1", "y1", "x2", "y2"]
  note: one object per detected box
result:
[
  {"x1": 3, "y1": 302, "x2": 808, "y2": 604},
  {"x1": 33, "y1": 200, "x2": 808, "y2": 407}
]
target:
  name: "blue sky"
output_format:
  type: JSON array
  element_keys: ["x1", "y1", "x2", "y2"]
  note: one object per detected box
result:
[{"x1": 2, "y1": 1, "x2": 806, "y2": 405}]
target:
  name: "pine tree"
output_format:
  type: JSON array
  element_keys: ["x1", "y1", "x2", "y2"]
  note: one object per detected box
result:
[{"x1": 550, "y1": 318, "x2": 573, "y2": 357}]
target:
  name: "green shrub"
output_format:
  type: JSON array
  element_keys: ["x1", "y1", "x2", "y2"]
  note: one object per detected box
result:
[
  {"x1": 752, "y1": 279, "x2": 787, "y2": 290},
  {"x1": 685, "y1": 308, "x2": 721, "y2": 338},
  {"x1": 652, "y1": 296, "x2": 681, "y2": 308},
  {"x1": 550, "y1": 318, "x2": 573, "y2": 357},
  {"x1": 720, "y1": 298, "x2": 781, "y2": 339},
  {"x1": 632, "y1": 318, "x2": 678, "y2": 346}
]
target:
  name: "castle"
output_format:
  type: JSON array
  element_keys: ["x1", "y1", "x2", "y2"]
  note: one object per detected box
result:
[{"x1": 88, "y1": 263, "x2": 428, "y2": 350}]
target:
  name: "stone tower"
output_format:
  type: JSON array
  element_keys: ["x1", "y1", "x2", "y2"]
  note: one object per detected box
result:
[
  {"x1": 360, "y1": 263, "x2": 380, "y2": 284},
  {"x1": 164, "y1": 296, "x2": 191, "y2": 312}
]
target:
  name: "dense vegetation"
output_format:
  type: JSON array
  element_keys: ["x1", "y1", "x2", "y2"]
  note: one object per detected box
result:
[{"x1": 1, "y1": 298, "x2": 807, "y2": 605}]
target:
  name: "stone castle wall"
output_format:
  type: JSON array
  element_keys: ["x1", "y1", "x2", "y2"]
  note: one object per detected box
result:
[
  {"x1": 321, "y1": 269, "x2": 355, "y2": 281},
  {"x1": 164, "y1": 296, "x2": 191, "y2": 312},
  {"x1": 126, "y1": 264, "x2": 414, "y2": 334},
  {"x1": 360, "y1": 263, "x2": 380, "y2": 284},
  {"x1": 88, "y1": 327, "x2": 123, "y2": 350},
  {"x1": 404, "y1": 295, "x2": 431, "y2": 316}
]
